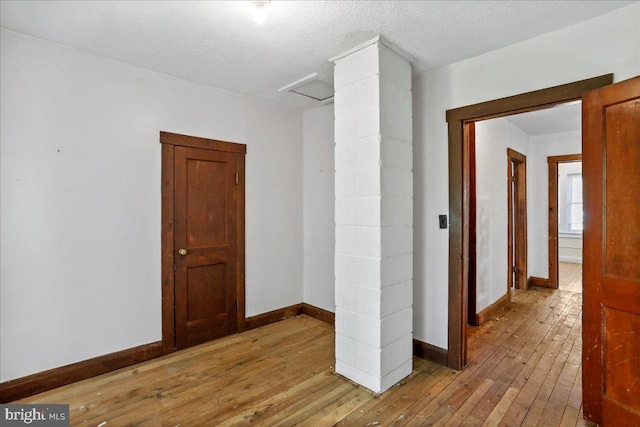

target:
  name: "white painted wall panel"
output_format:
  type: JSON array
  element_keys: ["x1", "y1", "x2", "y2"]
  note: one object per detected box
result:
[
  {"x1": 303, "y1": 105, "x2": 336, "y2": 312},
  {"x1": 474, "y1": 118, "x2": 529, "y2": 312},
  {"x1": 0, "y1": 29, "x2": 303, "y2": 382}
]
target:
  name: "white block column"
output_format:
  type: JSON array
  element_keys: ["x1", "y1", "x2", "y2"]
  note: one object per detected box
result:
[{"x1": 331, "y1": 36, "x2": 413, "y2": 394}]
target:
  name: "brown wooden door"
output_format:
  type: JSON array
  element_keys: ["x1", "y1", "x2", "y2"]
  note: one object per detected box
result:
[
  {"x1": 507, "y1": 148, "x2": 527, "y2": 291},
  {"x1": 160, "y1": 131, "x2": 246, "y2": 354},
  {"x1": 583, "y1": 76, "x2": 640, "y2": 426},
  {"x1": 174, "y1": 146, "x2": 239, "y2": 349}
]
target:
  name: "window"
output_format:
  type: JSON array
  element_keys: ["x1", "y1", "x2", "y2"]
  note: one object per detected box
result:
[{"x1": 567, "y1": 173, "x2": 583, "y2": 231}]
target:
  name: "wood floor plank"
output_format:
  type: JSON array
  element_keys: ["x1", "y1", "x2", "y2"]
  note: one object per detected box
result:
[
  {"x1": 482, "y1": 386, "x2": 520, "y2": 426},
  {"x1": 418, "y1": 291, "x2": 549, "y2": 425},
  {"x1": 559, "y1": 406, "x2": 581, "y2": 427},
  {"x1": 374, "y1": 364, "x2": 454, "y2": 426},
  {"x1": 139, "y1": 330, "x2": 336, "y2": 426},
  {"x1": 384, "y1": 366, "x2": 456, "y2": 426},
  {"x1": 216, "y1": 375, "x2": 348, "y2": 426},
  {"x1": 299, "y1": 386, "x2": 371, "y2": 426},
  {"x1": 13, "y1": 287, "x2": 587, "y2": 426},
  {"x1": 441, "y1": 378, "x2": 495, "y2": 427},
  {"x1": 567, "y1": 365, "x2": 583, "y2": 410},
  {"x1": 333, "y1": 367, "x2": 433, "y2": 426},
  {"x1": 270, "y1": 381, "x2": 356, "y2": 427},
  {"x1": 576, "y1": 406, "x2": 587, "y2": 427},
  {"x1": 498, "y1": 290, "x2": 581, "y2": 426},
  {"x1": 520, "y1": 299, "x2": 582, "y2": 426},
  {"x1": 538, "y1": 328, "x2": 582, "y2": 425},
  {"x1": 559, "y1": 262, "x2": 582, "y2": 294}
]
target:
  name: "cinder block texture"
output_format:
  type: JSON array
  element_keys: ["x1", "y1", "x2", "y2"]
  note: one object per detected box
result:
[{"x1": 333, "y1": 38, "x2": 413, "y2": 394}]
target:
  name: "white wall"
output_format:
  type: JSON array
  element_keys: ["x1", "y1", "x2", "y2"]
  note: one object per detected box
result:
[
  {"x1": 474, "y1": 118, "x2": 529, "y2": 312},
  {"x1": 413, "y1": 4, "x2": 639, "y2": 349},
  {"x1": 303, "y1": 105, "x2": 335, "y2": 312},
  {"x1": 0, "y1": 29, "x2": 303, "y2": 382},
  {"x1": 527, "y1": 131, "x2": 582, "y2": 278}
]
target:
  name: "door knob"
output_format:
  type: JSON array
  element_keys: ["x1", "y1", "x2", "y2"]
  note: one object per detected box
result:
[{"x1": 178, "y1": 248, "x2": 187, "y2": 256}]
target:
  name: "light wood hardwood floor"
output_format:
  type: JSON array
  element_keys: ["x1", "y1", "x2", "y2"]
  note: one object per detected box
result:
[
  {"x1": 16, "y1": 287, "x2": 585, "y2": 426},
  {"x1": 558, "y1": 262, "x2": 582, "y2": 294}
]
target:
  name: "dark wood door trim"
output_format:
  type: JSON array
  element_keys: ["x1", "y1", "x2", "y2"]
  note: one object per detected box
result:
[
  {"x1": 160, "y1": 131, "x2": 246, "y2": 355},
  {"x1": 507, "y1": 148, "x2": 527, "y2": 291},
  {"x1": 547, "y1": 154, "x2": 582, "y2": 290},
  {"x1": 160, "y1": 131, "x2": 246, "y2": 154},
  {"x1": 236, "y1": 151, "x2": 247, "y2": 333},
  {"x1": 445, "y1": 74, "x2": 612, "y2": 370},
  {"x1": 161, "y1": 143, "x2": 176, "y2": 355},
  {"x1": 467, "y1": 123, "x2": 478, "y2": 326}
]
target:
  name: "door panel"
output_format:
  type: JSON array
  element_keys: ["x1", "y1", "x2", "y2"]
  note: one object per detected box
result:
[
  {"x1": 603, "y1": 101, "x2": 640, "y2": 280},
  {"x1": 187, "y1": 263, "x2": 228, "y2": 321},
  {"x1": 603, "y1": 307, "x2": 640, "y2": 410},
  {"x1": 583, "y1": 76, "x2": 640, "y2": 426},
  {"x1": 185, "y1": 159, "x2": 229, "y2": 247},
  {"x1": 175, "y1": 146, "x2": 239, "y2": 349}
]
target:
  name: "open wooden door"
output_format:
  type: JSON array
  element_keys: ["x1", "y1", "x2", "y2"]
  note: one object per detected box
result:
[{"x1": 582, "y1": 76, "x2": 640, "y2": 426}]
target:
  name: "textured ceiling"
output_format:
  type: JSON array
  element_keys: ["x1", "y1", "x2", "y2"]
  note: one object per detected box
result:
[{"x1": 0, "y1": 1, "x2": 635, "y2": 109}]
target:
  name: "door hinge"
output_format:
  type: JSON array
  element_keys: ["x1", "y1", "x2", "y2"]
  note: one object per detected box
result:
[
  {"x1": 512, "y1": 266, "x2": 517, "y2": 273},
  {"x1": 236, "y1": 300, "x2": 240, "y2": 312},
  {"x1": 235, "y1": 171, "x2": 239, "y2": 185}
]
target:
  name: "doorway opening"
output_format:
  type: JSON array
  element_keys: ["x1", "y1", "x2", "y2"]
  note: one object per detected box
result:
[
  {"x1": 467, "y1": 121, "x2": 530, "y2": 327},
  {"x1": 548, "y1": 154, "x2": 583, "y2": 294},
  {"x1": 445, "y1": 74, "x2": 612, "y2": 370},
  {"x1": 465, "y1": 102, "x2": 583, "y2": 333}
]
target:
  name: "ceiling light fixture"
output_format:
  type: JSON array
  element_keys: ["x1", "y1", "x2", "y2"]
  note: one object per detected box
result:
[{"x1": 251, "y1": 1, "x2": 271, "y2": 24}]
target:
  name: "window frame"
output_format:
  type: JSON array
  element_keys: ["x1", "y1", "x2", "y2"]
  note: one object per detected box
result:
[{"x1": 567, "y1": 173, "x2": 583, "y2": 232}]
